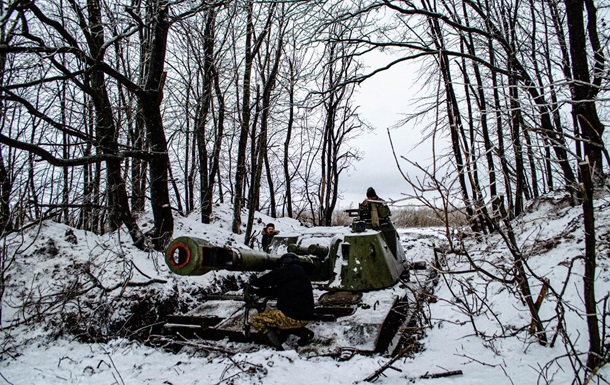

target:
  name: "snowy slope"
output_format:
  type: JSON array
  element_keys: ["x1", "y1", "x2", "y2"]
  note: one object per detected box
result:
[{"x1": 0, "y1": 196, "x2": 608, "y2": 384}]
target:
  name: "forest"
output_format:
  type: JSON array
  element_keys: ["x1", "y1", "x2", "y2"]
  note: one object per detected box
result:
[
  {"x1": 0, "y1": 0, "x2": 607, "y2": 245},
  {"x1": 0, "y1": 0, "x2": 608, "y2": 379}
]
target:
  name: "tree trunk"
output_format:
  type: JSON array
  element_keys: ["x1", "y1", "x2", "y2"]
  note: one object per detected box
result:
[
  {"x1": 203, "y1": 63, "x2": 226, "y2": 221},
  {"x1": 467, "y1": 40, "x2": 497, "y2": 205},
  {"x1": 0, "y1": 149, "x2": 12, "y2": 234},
  {"x1": 283, "y1": 59, "x2": 295, "y2": 218},
  {"x1": 317, "y1": 31, "x2": 361, "y2": 226},
  {"x1": 246, "y1": 23, "x2": 283, "y2": 240},
  {"x1": 232, "y1": 1, "x2": 274, "y2": 234},
  {"x1": 130, "y1": 115, "x2": 147, "y2": 213},
  {"x1": 80, "y1": 99, "x2": 95, "y2": 231},
  {"x1": 232, "y1": 0, "x2": 256, "y2": 234},
  {"x1": 139, "y1": 0, "x2": 173, "y2": 249},
  {"x1": 579, "y1": 161, "x2": 601, "y2": 372},
  {"x1": 187, "y1": 125, "x2": 196, "y2": 213},
  {"x1": 86, "y1": 0, "x2": 148, "y2": 249},
  {"x1": 196, "y1": 8, "x2": 216, "y2": 224},
  {"x1": 264, "y1": 148, "x2": 277, "y2": 218},
  {"x1": 508, "y1": 73, "x2": 526, "y2": 217},
  {"x1": 489, "y1": 42, "x2": 514, "y2": 219},
  {"x1": 565, "y1": 0, "x2": 606, "y2": 178},
  {"x1": 0, "y1": 30, "x2": 12, "y2": 234},
  {"x1": 428, "y1": 15, "x2": 477, "y2": 231},
  {"x1": 456, "y1": 39, "x2": 490, "y2": 233},
  {"x1": 523, "y1": 128, "x2": 539, "y2": 198}
]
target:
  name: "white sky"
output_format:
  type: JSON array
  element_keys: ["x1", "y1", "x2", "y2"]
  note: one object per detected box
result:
[{"x1": 337, "y1": 55, "x2": 428, "y2": 208}]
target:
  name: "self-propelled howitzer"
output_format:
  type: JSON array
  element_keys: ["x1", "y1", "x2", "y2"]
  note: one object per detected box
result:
[{"x1": 163, "y1": 202, "x2": 425, "y2": 355}]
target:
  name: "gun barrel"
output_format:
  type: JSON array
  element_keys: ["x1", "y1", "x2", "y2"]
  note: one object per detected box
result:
[{"x1": 165, "y1": 236, "x2": 282, "y2": 276}]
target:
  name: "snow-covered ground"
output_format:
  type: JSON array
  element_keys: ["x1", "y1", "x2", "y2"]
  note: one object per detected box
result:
[{"x1": 0, "y1": 194, "x2": 608, "y2": 384}]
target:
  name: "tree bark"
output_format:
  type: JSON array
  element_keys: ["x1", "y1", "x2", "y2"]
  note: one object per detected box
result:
[
  {"x1": 427, "y1": 14, "x2": 477, "y2": 231},
  {"x1": 283, "y1": 59, "x2": 295, "y2": 218},
  {"x1": 232, "y1": 0, "x2": 256, "y2": 234},
  {"x1": 139, "y1": 0, "x2": 173, "y2": 249},
  {"x1": 196, "y1": 8, "x2": 216, "y2": 224},
  {"x1": 86, "y1": 0, "x2": 148, "y2": 249},
  {"x1": 245, "y1": 18, "x2": 283, "y2": 240},
  {"x1": 566, "y1": 0, "x2": 606, "y2": 176},
  {"x1": 579, "y1": 161, "x2": 601, "y2": 372},
  {"x1": 0, "y1": 25, "x2": 13, "y2": 234},
  {"x1": 232, "y1": 0, "x2": 274, "y2": 234}
]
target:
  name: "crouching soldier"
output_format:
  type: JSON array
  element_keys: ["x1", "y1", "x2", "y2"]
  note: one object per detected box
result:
[{"x1": 249, "y1": 253, "x2": 315, "y2": 350}]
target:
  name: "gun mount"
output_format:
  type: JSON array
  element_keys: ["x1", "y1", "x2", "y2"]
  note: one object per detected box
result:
[{"x1": 163, "y1": 203, "x2": 432, "y2": 356}]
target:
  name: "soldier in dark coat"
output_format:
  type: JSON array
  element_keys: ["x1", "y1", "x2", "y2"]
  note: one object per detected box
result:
[
  {"x1": 260, "y1": 223, "x2": 279, "y2": 252},
  {"x1": 249, "y1": 253, "x2": 315, "y2": 349}
]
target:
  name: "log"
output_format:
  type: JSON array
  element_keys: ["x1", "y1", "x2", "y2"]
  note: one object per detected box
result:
[{"x1": 420, "y1": 370, "x2": 463, "y2": 379}]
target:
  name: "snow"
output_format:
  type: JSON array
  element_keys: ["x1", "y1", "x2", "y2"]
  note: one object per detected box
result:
[{"x1": 1, "y1": 196, "x2": 609, "y2": 384}]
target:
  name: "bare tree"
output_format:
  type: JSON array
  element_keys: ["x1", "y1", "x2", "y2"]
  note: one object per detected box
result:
[
  {"x1": 565, "y1": 0, "x2": 606, "y2": 178},
  {"x1": 312, "y1": 13, "x2": 368, "y2": 226},
  {"x1": 245, "y1": 3, "x2": 286, "y2": 241},
  {"x1": 232, "y1": 0, "x2": 276, "y2": 234},
  {"x1": 0, "y1": 3, "x2": 15, "y2": 234},
  {"x1": 0, "y1": 0, "x2": 226, "y2": 249},
  {"x1": 579, "y1": 161, "x2": 602, "y2": 372},
  {"x1": 192, "y1": 8, "x2": 219, "y2": 224},
  {"x1": 0, "y1": 0, "x2": 150, "y2": 247}
]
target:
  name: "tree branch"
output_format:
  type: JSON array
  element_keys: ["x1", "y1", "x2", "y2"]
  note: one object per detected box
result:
[{"x1": 0, "y1": 133, "x2": 156, "y2": 166}]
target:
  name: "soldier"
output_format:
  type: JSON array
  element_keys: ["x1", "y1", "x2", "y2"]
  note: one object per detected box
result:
[
  {"x1": 260, "y1": 223, "x2": 279, "y2": 252},
  {"x1": 249, "y1": 253, "x2": 315, "y2": 350},
  {"x1": 361, "y1": 187, "x2": 391, "y2": 229}
]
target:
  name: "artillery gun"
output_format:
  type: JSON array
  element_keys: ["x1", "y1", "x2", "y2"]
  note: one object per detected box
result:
[{"x1": 163, "y1": 201, "x2": 427, "y2": 355}]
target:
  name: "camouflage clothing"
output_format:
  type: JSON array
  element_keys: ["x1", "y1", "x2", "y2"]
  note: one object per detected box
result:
[
  {"x1": 360, "y1": 200, "x2": 391, "y2": 229},
  {"x1": 251, "y1": 309, "x2": 309, "y2": 333}
]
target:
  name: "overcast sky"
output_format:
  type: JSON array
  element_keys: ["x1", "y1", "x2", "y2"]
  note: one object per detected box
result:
[{"x1": 337, "y1": 55, "x2": 431, "y2": 209}]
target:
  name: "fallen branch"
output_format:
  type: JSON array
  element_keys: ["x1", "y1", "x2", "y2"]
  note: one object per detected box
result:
[
  {"x1": 148, "y1": 334, "x2": 237, "y2": 355},
  {"x1": 364, "y1": 344, "x2": 413, "y2": 382},
  {"x1": 84, "y1": 268, "x2": 166, "y2": 293},
  {"x1": 421, "y1": 369, "x2": 463, "y2": 379}
]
